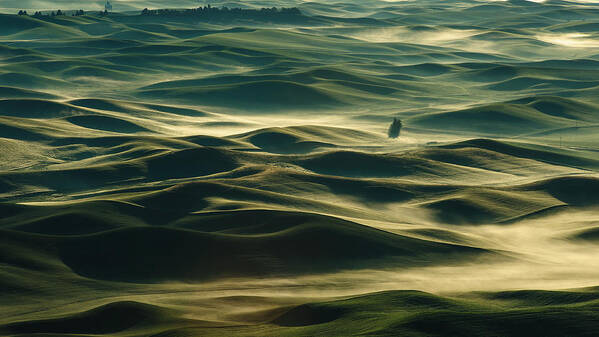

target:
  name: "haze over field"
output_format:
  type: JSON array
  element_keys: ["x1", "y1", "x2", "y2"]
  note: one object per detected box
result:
[{"x1": 1, "y1": 0, "x2": 599, "y2": 336}]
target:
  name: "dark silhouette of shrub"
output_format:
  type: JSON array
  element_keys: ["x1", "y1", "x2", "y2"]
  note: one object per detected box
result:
[{"x1": 388, "y1": 118, "x2": 403, "y2": 138}]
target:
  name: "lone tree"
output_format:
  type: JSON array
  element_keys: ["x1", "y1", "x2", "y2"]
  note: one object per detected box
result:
[{"x1": 388, "y1": 117, "x2": 403, "y2": 138}]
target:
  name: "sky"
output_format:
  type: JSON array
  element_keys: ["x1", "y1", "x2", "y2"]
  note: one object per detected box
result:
[{"x1": 2, "y1": 0, "x2": 599, "y2": 13}]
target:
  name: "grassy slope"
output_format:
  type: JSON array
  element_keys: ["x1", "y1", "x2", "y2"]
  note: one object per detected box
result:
[
  {"x1": 4, "y1": 289, "x2": 599, "y2": 336},
  {"x1": 1, "y1": 1, "x2": 599, "y2": 336}
]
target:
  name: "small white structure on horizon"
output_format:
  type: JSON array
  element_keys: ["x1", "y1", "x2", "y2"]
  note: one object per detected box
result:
[{"x1": 105, "y1": 0, "x2": 113, "y2": 12}]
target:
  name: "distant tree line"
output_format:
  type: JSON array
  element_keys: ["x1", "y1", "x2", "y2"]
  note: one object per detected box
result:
[
  {"x1": 23, "y1": 9, "x2": 85, "y2": 17},
  {"x1": 140, "y1": 5, "x2": 302, "y2": 18},
  {"x1": 17, "y1": 5, "x2": 302, "y2": 19}
]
